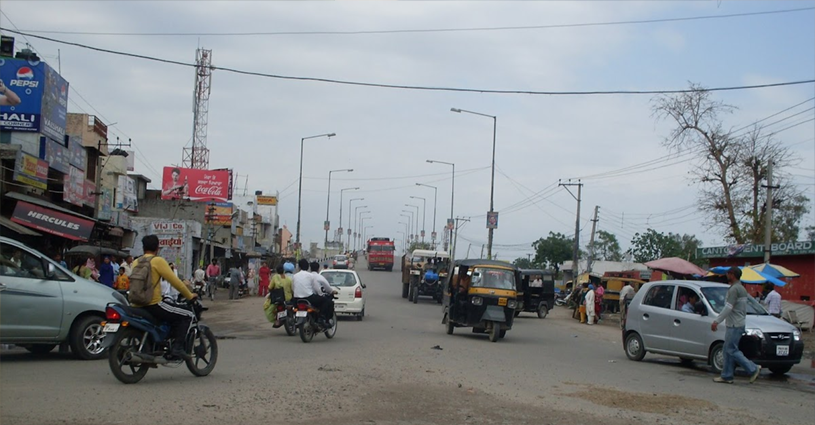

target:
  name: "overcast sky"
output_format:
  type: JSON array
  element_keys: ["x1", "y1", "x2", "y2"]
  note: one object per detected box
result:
[{"x1": 2, "y1": 1, "x2": 813, "y2": 259}]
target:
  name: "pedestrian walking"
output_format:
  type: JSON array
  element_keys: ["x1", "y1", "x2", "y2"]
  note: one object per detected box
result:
[
  {"x1": 228, "y1": 266, "x2": 243, "y2": 300},
  {"x1": 763, "y1": 285, "x2": 782, "y2": 318},
  {"x1": 595, "y1": 283, "x2": 605, "y2": 323},
  {"x1": 712, "y1": 267, "x2": 761, "y2": 384},
  {"x1": 585, "y1": 284, "x2": 596, "y2": 325},
  {"x1": 99, "y1": 256, "x2": 115, "y2": 287},
  {"x1": 258, "y1": 262, "x2": 271, "y2": 297},
  {"x1": 577, "y1": 283, "x2": 588, "y2": 323},
  {"x1": 206, "y1": 259, "x2": 220, "y2": 297}
]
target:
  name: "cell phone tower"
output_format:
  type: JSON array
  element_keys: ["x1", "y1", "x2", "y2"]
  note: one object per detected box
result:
[{"x1": 182, "y1": 48, "x2": 212, "y2": 169}]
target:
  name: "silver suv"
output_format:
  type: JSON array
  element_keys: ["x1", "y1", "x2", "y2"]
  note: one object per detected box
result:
[
  {"x1": 0, "y1": 237, "x2": 127, "y2": 359},
  {"x1": 623, "y1": 280, "x2": 803, "y2": 375}
]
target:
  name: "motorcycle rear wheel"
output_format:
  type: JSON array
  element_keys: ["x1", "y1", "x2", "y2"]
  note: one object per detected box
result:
[
  {"x1": 325, "y1": 313, "x2": 338, "y2": 339},
  {"x1": 186, "y1": 327, "x2": 218, "y2": 377},
  {"x1": 108, "y1": 328, "x2": 150, "y2": 384},
  {"x1": 299, "y1": 320, "x2": 315, "y2": 343},
  {"x1": 284, "y1": 316, "x2": 296, "y2": 336}
]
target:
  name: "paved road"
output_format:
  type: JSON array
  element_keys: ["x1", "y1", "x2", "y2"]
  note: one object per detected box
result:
[{"x1": 2, "y1": 258, "x2": 813, "y2": 425}]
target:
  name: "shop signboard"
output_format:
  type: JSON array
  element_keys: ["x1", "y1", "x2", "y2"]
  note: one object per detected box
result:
[
  {"x1": 129, "y1": 218, "x2": 194, "y2": 279},
  {"x1": 11, "y1": 201, "x2": 94, "y2": 241},
  {"x1": 256, "y1": 195, "x2": 278, "y2": 206},
  {"x1": 63, "y1": 166, "x2": 85, "y2": 206},
  {"x1": 0, "y1": 58, "x2": 68, "y2": 138},
  {"x1": 115, "y1": 175, "x2": 138, "y2": 212},
  {"x1": 40, "y1": 136, "x2": 69, "y2": 173},
  {"x1": 205, "y1": 202, "x2": 233, "y2": 226},
  {"x1": 40, "y1": 63, "x2": 69, "y2": 142},
  {"x1": 67, "y1": 135, "x2": 87, "y2": 170}
]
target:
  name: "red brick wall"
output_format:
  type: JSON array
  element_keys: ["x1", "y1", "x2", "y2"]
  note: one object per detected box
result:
[{"x1": 709, "y1": 255, "x2": 814, "y2": 304}]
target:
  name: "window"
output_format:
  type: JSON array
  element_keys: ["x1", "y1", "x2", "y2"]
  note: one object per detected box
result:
[
  {"x1": 321, "y1": 271, "x2": 357, "y2": 287},
  {"x1": 675, "y1": 287, "x2": 701, "y2": 313},
  {"x1": 0, "y1": 243, "x2": 46, "y2": 279},
  {"x1": 471, "y1": 268, "x2": 515, "y2": 290},
  {"x1": 643, "y1": 285, "x2": 675, "y2": 309},
  {"x1": 701, "y1": 287, "x2": 768, "y2": 316}
]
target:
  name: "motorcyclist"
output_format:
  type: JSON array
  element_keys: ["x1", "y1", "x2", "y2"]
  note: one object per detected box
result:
[
  {"x1": 310, "y1": 261, "x2": 337, "y2": 326},
  {"x1": 292, "y1": 259, "x2": 333, "y2": 327},
  {"x1": 130, "y1": 235, "x2": 197, "y2": 359}
]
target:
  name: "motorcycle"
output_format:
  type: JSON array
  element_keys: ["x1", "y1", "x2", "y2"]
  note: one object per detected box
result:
[
  {"x1": 102, "y1": 299, "x2": 218, "y2": 384},
  {"x1": 294, "y1": 296, "x2": 337, "y2": 343},
  {"x1": 193, "y1": 280, "x2": 206, "y2": 298},
  {"x1": 555, "y1": 290, "x2": 571, "y2": 306},
  {"x1": 272, "y1": 300, "x2": 297, "y2": 336}
]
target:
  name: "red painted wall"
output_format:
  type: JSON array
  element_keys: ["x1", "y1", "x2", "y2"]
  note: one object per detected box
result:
[{"x1": 709, "y1": 255, "x2": 814, "y2": 304}]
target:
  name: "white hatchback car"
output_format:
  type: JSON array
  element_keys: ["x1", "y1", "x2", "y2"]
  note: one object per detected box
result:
[{"x1": 320, "y1": 269, "x2": 366, "y2": 320}]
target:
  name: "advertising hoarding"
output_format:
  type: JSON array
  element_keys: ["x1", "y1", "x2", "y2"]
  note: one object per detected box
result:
[
  {"x1": 98, "y1": 187, "x2": 113, "y2": 221},
  {"x1": 40, "y1": 63, "x2": 69, "y2": 142},
  {"x1": 161, "y1": 166, "x2": 231, "y2": 203},
  {"x1": 486, "y1": 212, "x2": 499, "y2": 229},
  {"x1": 67, "y1": 135, "x2": 87, "y2": 170},
  {"x1": 129, "y1": 218, "x2": 193, "y2": 279},
  {"x1": 0, "y1": 58, "x2": 67, "y2": 139},
  {"x1": 11, "y1": 201, "x2": 94, "y2": 241},
  {"x1": 13, "y1": 150, "x2": 48, "y2": 190},
  {"x1": 63, "y1": 166, "x2": 85, "y2": 206},
  {"x1": 256, "y1": 195, "x2": 278, "y2": 206},
  {"x1": 41, "y1": 136, "x2": 69, "y2": 173},
  {"x1": 115, "y1": 175, "x2": 138, "y2": 212},
  {"x1": 83, "y1": 179, "x2": 97, "y2": 207},
  {"x1": 205, "y1": 202, "x2": 233, "y2": 226}
]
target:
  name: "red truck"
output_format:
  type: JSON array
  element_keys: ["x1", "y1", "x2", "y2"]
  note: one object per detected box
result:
[{"x1": 366, "y1": 237, "x2": 395, "y2": 271}]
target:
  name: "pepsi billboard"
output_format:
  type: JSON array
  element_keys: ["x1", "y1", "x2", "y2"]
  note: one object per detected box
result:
[{"x1": 0, "y1": 58, "x2": 68, "y2": 141}]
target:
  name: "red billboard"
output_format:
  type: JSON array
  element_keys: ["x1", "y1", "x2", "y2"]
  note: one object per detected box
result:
[{"x1": 161, "y1": 167, "x2": 231, "y2": 203}]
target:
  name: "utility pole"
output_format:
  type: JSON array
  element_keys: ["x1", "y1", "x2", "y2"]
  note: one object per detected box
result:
[
  {"x1": 763, "y1": 159, "x2": 779, "y2": 263},
  {"x1": 559, "y1": 180, "x2": 583, "y2": 284},
  {"x1": 452, "y1": 217, "x2": 470, "y2": 262},
  {"x1": 587, "y1": 205, "x2": 599, "y2": 273}
]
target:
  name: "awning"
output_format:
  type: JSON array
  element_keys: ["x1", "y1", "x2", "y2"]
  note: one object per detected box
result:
[
  {"x1": 5, "y1": 192, "x2": 97, "y2": 222},
  {"x1": 11, "y1": 201, "x2": 95, "y2": 241},
  {"x1": 65, "y1": 245, "x2": 129, "y2": 259},
  {"x1": 0, "y1": 215, "x2": 41, "y2": 236}
]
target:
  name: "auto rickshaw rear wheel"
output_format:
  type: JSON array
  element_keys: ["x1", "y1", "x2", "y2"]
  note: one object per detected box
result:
[{"x1": 445, "y1": 315, "x2": 454, "y2": 335}]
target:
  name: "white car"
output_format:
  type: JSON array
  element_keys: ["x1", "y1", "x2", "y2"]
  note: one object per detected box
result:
[{"x1": 320, "y1": 269, "x2": 366, "y2": 321}]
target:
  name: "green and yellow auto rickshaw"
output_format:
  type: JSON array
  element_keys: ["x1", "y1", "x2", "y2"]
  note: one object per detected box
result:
[{"x1": 442, "y1": 259, "x2": 520, "y2": 342}]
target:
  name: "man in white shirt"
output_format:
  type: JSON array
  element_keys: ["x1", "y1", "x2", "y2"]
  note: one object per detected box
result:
[
  {"x1": 310, "y1": 261, "x2": 336, "y2": 324},
  {"x1": 121, "y1": 256, "x2": 133, "y2": 277},
  {"x1": 763, "y1": 286, "x2": 782, "y2": 318},
  {"x1": 619, "y1": 282, "x2": 636, "y2": 323}
]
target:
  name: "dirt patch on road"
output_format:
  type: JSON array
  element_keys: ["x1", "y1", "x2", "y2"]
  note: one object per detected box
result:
[{"x1": 567, "y1": 383, "x2": 717, "y2": 415}]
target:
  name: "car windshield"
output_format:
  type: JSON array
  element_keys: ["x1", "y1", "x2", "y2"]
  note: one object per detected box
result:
[
  {"x1": 335, "y1": 256, "x2": 347, "y2": 261},
  {"x1": 370, "y1": 246, "x2": 394, "y2": 251},
  {"x1": 470, "y1": 267, "x2": 515, "y2": 290},
  {"x1": 321, "y1": 271, "x2": 357, "y2": 287},
  {"x1": 700, "y1": 287, "x2": 768, "y2": 315}
]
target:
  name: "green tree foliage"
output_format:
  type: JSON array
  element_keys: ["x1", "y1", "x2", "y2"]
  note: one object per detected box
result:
[
  {"x1": 512, "y1": 257, "x2": 534, "y2": 269},
  {"x1": 630, "y1": 229, "x2": 703, "y2": 266},
  {"x1": 407, "y1": 241, "x2": 431, "y2": 252},
  {"x1": 532, "y1": 232, "x2": 574, "y2": 274},
  {"x1": 588, "y1": 230, "x2": 623, "y2": 261}
]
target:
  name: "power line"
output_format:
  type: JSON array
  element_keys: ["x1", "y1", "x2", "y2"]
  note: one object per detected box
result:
[
  {"x1": 14, "y1": 7, "x2": 814, "y2": 37},
  {"x1": 1, "y1": 27, "x2": 813, "y2": 97}
]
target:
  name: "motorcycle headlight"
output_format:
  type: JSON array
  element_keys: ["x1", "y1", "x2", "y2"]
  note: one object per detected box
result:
[
  {"x1": 744, "y1": 328, "x2": 764, "y2": 339},
  {"x1": 793, "y1": 330, "x2": 801, "y2": 341},
  {"x1": 507, "y1": 300, "x2": 517, "y2": 309},
  {"x1": 471, "y1": 296, "x2": 483, "y2": 306}
]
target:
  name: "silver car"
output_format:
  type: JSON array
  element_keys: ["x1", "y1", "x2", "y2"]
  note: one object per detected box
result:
[
  {"x1": 623, "y1": 280, "x2": 803, "y2": 375},
  {"x1": 332, "y1": 255, "x2": 349, "y2": 269},
  {"x1": 0, "y1": 237, "x2": 127, "y2": 359}
]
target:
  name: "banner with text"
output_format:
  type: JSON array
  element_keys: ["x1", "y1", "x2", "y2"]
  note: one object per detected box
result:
[
  {"x1": 14, "y1": 150, "x2": 48, "y2": 190},
  {"x1": 161, "y1": 166, "x2": 231, "y2": 203}
]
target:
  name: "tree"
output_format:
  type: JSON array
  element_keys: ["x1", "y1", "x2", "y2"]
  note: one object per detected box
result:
[
  {"x1": 630, "y1": 229, "x2": 704, "y2": 266},
  {"x1": 652, "y1": 85, "x2": 810, "y2": 244},
  {"x1": 587, "y1": 230, "x2": 623, "y2": 262},
  {"x1": 806, "y1": 225, "x2": 815, "y2": 241},
  {"x1": 512, "y1": 257, "x2": 534, "y2": 269},
  {"x1": 532, "y1": 232, "x2": 574, "y2": 275},
  {"x1": 408, "y1": 241, "x2": 431, "y2": 252}
]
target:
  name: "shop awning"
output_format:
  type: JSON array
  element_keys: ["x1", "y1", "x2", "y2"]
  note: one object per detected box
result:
[
  {"x1": 5, "y1": 192, "x2": 97, "y2": 222},
  {"x1": 0, "y1": 215, "x2": 41, "y2": 236}
]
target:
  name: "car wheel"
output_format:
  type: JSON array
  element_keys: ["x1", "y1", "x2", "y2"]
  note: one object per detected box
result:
[
  {"x1": 709, "y1": 342, "x2": 724, "y2": 374},
  {"x1": 70, "y1": 315, "x2": 107, "y2": 360},
  {"x1": 768, "y1": 365, "x2": 792, "y2": 376},
  {"x1": 624, "y1": 332, "x2": 646, "y2": 361},
  {"x1": 357, "y1": 309, "x2": 364, "y2": 321},
  {"x1": 25, "y1": 344, "x2": 57, "y2": 355}
]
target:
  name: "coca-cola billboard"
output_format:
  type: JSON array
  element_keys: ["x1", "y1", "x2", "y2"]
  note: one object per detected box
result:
[{"x1": 161, "y1": 166, "x2": 231, "y2": 203}]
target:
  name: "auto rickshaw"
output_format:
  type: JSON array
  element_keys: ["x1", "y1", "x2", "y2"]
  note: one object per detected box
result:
[
  {"x1": 442, "y1": 259, "x2": 519, "y2": 342},
  {"x1": 514, "y1": 269, "x2": 555, "y2": 318}
]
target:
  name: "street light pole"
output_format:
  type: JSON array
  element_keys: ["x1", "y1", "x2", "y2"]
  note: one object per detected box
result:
[
  {"x1": 296, "y1": 132, "x2": 335, "y2": 255},
  {"x1": 416, "y1": 183, "x2": 437, "y2": 248},
  {"x1": 360, "y1": 216, "x2": 371, "y2": 250},
  {"x1": 348, "y1": 197, "x2": 364, "y2": 251},
  {"x1": 401, "y1": 210, "x2": 415, "y2": 244},
  {"x1": 339, "y1": 188, "x2": 360, "y2": 251},
  {"x1": 363, "y1": 225, "x2": 373, "y2": 245},
  {"x1": 325, "y1": 168, "x2": 353, "y2": 250},
  {"x1": 427, "y1": 160, "x2": 454, "y2": 251},
  {"x1": 405, "y1": 204, "x2": 420, "y2": 245},
  {"x1": 451, "y1": 108, "x2": 497, "y2": 259},
  {"x1": 410, "y1": 196, "x2": 426, "y2": 243},
  {"x1": 356, "y1": 209, "x2": 370, "y2": 251}
]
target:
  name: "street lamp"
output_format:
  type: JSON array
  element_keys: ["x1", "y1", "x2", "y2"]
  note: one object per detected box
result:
[
  {"x1": 339, "y1": 188, "x2": 360, "y2": 250},
  {"x1": 451, "y1": 107, "x2": 497, "y2": 259},
  {"x1": 409, "y1": 196, "x2": 426, "y2": 243},
  {"x1": 405, "y1": 204, "x2": 419, "y2": 243},
  {"x1": 363, "y1": 225, "x2": 374, "y2": 245},
  {"x1": 348, "y1": 197, "x2": 364, "y2": 250},
  {"x1": 427, "y1": 160, "x2": 454, "y2": 251},
  {"x1": 396, "y1": 230, "x2": 405, "y2": 254},
  {"x1": 325, "y1": 168, "x2": 353, "y2": 250},
  {"x1": 296, "y1": 132, "x2": 336, "y2": 253},
  {"x1": 360, "y1": 216, "x2": 371, "y2": 250},
  {"x1": 356, "y1": 209, "x2": 370, "y2": 251},
  {"x1": 416, "y1": 183, "x2": 438, "y2": 249},
  {"x1": 398, "y1": 221, "x2": 409, "y2": 251},
  {"x1": 401, "y1": 211, "x2": 414, "y2": 242}
]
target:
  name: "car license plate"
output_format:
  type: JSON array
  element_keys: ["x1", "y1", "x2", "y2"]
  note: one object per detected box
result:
[
  {"x1": 498, "y1": 298, "x2": 507, "y2": 306},
  {"x1": 335, "y1": 304, "x2": 344, "y2": 310},
  {"x1": 103, "y1": 323, "x2": 120, "y2": 333},
  {"x1": 277, "y1": 311, "x2": 287, "y2": 319},
  {"x1": 295, "y1": 311, "x2": 307, "y2": 317},
  {"x1": 776, "y1": 345, "x2": 790, "y2": 356}
]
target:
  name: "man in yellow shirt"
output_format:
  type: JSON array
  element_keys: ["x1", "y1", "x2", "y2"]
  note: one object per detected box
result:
[{"x1": 131, "y1": 235, "x2": 197, "y2": 359}]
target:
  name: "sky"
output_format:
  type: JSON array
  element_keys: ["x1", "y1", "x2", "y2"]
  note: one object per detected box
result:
[{"x1": 1, "y1": 1, "x2": 813, "y2": 259}]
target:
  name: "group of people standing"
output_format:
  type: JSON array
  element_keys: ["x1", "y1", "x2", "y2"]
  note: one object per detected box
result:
[
  {"x1": 573, "y1": 282, "x2": 605, "y2": 325},
  {"x1": 67, "y1": 254, "x2": 134, "y2": 292}
]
